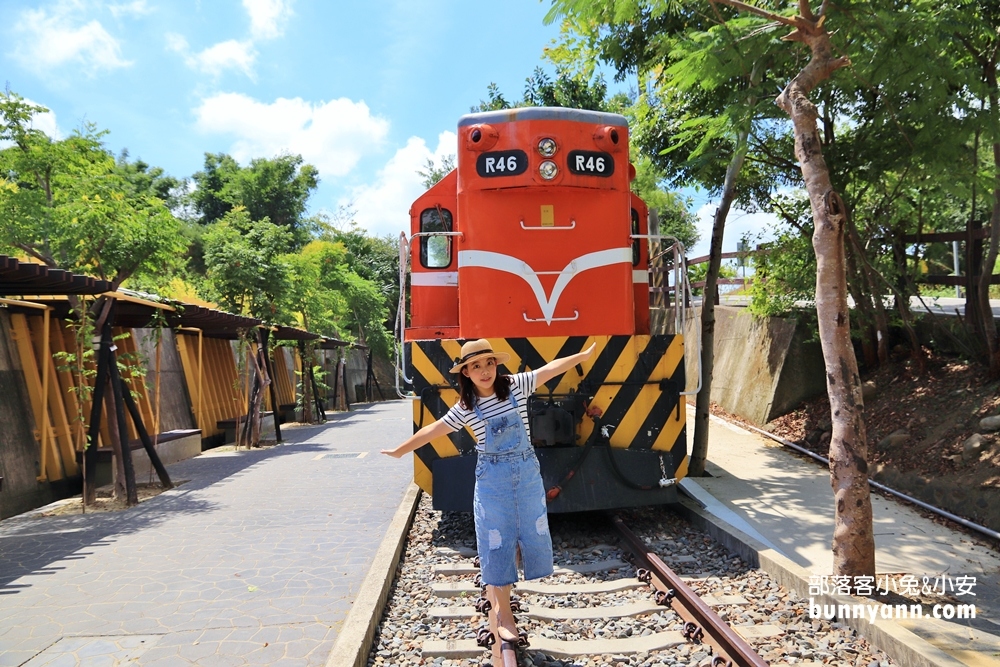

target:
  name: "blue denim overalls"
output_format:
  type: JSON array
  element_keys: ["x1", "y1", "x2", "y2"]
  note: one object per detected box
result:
[{"x1": 473, "y1": 393, "x2": 554, "y2": 586}]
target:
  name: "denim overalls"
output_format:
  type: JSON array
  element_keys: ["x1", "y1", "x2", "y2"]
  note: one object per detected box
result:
[{"x1": 472, "y1": 393, "x2": 554, "y2": 587}]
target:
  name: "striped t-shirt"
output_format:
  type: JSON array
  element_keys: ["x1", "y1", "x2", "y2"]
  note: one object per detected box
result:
[{"x1": 442, "y1": 371, "x2": 536, "y2": 451}]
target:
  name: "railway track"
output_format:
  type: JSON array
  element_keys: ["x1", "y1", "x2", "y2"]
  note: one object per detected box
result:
[{"x1": 368, "y1": 495, "x2": 896, "y2": 667}]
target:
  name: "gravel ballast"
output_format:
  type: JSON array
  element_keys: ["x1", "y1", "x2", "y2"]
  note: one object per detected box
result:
[{"x1": 367, "y1": 496, "x2": 896, "y2": 667}]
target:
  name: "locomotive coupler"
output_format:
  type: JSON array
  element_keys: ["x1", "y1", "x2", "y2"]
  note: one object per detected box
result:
[{"x1": 658, "y1": 455, "x2": 677, "y2": 488}]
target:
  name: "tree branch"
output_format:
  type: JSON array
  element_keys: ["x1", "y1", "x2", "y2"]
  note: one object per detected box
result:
[
  {"x1": 798, "y1": 0, "x2": 816, "y2": 22},
  {"x1": 770, "y1": 198, "x2": 808, "y2": 235},
  {"x1": 711, "y1": 0, "x2": 797, "y2": 27},
  {"x1": 15, "y1": 243, "x2": 55, "y2": 267}
]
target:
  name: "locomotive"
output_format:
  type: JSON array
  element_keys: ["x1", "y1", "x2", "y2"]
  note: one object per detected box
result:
[{"x1": 397, "y1": 107, "x2": 692, "y2": 514}]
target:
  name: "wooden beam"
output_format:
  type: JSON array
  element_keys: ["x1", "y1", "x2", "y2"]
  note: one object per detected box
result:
[
  {"x1": 918, "y1": 274, "x2": 1000, "y2": 285},
  {"x1": 903, "y1": 228, "x2": 990, "y2": 243}
]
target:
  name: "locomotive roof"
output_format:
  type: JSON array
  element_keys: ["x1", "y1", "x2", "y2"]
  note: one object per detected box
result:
[{"x1": 457, "y1": 106, "x2": 628, "y2": 128}]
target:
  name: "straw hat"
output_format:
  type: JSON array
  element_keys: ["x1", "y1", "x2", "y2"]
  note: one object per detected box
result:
[{"x1": 449, "y1": 339, "x2": 511, "y2": 374}]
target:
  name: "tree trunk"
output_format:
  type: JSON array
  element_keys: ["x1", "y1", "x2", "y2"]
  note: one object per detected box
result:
[
  {"x1": 84, "y1": 337, "x2": 110, "y2": 506},
  {"x1": 299, "y1": 341, "x2": 313, "y2": 423},
  {"x1": 966, "y1": 130, "x2": 986, "y2": 338},
  {"x1": 773, "y1": 12, "x2": 875, "y2": 577},
  {"x1": 108, "y1": 347, "x2": 139, "y2": 506},
  {"x1": 843, "y1": 245, "x2": 877, "y2": 368},
  {"x1": 978, "y1": 94, "x2": 1000, "y2": 375},
  {"x1": 845, "y1": 212, "x2": 890, "y2": 366},
  {"x1": 690, "y1": 128, "x2": 750, "y2": 477},
  {"x1": 260, "y1": 328, "x2": 282, "y2": 443},
  {"x1": 980, "y1": 135, "x2": 1000, "y2": 377}
]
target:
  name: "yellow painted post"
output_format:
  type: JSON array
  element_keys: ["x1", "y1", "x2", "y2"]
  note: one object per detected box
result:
[
  {"x1": 1, "y1": 300, "x2": 57, "y2": 481},
  {"x1": 40, "y1": 307, "x2": 50, "y2": 481},
  {"x1": 153, "y1": 330, "x2": 161, "y2": 447},
  {"x1": 197, "y1": 329, "x2": 203, "y2": 435}
]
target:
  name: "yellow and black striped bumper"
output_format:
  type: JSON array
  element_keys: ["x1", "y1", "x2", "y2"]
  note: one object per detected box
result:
[{"x1": 407, "y1": 335, "x2": 688, "y2": 512}]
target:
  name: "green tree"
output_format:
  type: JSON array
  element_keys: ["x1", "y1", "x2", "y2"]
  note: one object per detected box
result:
[
  {"x1": 473, "y1": 67, "x2": 611, "y2": 113},
  {"x1": 201, "y1": 207, "x2": 293, "y2": 320},
  {"x1": 190, "y1": 152, "x2": 319, "y2": 249},
  {"x1": 323, "y1": 224, "x2": 401, "y2": 336},
  {"x1": 0, "y1": 91, "x2": 184, "y2": 291},
  {"x1": 545, "y1": 0, "x2": 773, "y2": 480},
  {"x1": 630, "y1": 154, "x2": 699, "y2": 249},
  {"x1": 418, "y1": 155, "x2": 456, "y2": 189},
  {"x1": 1, "y1": 89, "x2": 185, "y2": 505},
  {"x1": 287, "y1": 239, "x2": 393, "y2": 358}
]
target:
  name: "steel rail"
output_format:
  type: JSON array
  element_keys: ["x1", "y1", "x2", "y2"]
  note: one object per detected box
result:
[{"x1": 612, "y1": 515, "x2": 769, "y2": 667}]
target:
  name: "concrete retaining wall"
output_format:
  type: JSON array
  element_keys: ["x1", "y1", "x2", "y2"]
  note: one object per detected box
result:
[
  {"x1": 132, "y1": 328, "x2": 195, "y2": 433},
  {"x1": 103, "y1": 430, "x2": 202, "y2": 487},
  {"x1": 684, "y1": 306, "x2": 826, "y2": 425},
  {"x1": 0, "y1": 310, "x2": 54, "y2": 519}
]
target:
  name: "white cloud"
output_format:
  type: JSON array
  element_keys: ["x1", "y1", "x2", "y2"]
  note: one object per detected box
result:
[
  {"x1": 165, "y1": 32, "x2": 188, "y2": 53},
  {"x1": 25, "y1": 99, "x2": 61, "y2": 139},
  {"x1": 195, "y1": 40, "x2": 257, "y2": 78},
  {"x1": 690, "y1": 203, "x2": 782, "y2": 260},
  {"x1": 11, "y1": 4, "x2": 130, "y2": 74},
  {"x1": 194, "y1": 93, "x2": 390, "y2": 177},
  {"x1": 108, "y1": 0, "x2": 151, "y2": 18},
  {"x1": 242, "y1": 0, "x2": 293, "y2": 40},
  {"x1": 347, "y1": 131, "x2": 457, "y2": 237},
  {"x1": 0, "y1": 98, "x2": 60, "y2": 149},
  {"x1": 166, "y1": 34, "x2": 257, "y2": 78}
]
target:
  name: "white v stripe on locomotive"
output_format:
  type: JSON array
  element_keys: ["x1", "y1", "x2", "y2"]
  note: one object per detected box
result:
[
  {"x1": 458, "y1": 248, "x2": 632, "y2": 325},
  {"x1": 411, "y1": 271, "x2": 459, "y2": 286},
  {"x1": 632, "y1": 270, "x2": 648, "y2": 284}
]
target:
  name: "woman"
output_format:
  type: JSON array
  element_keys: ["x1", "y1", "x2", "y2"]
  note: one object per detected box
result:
[{"x1": 382, "y1": 338, "x2": 596, "y2": 659}]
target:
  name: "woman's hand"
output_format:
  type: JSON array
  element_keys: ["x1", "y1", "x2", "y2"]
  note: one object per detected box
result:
[
  {"x1": 381, "y1": 419, "x2": 455, "y2": 459},
  {"x1": 535, "y1": 341, "x2": 599, "y2": 385}
]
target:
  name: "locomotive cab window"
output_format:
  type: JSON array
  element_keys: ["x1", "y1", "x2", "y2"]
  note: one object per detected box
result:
[
  {"x1": 631, "y1": 208, "x2": 641, "y2": 266},
  {"x1": 420, "y1": 208, "x2": 453, "y2": 269}
]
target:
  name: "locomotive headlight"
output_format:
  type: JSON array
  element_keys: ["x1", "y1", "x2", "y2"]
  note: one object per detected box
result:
[
  {"x1": 539, "y1": 160, "x2": 558, "y2": 180},
  {"x1": 537, "y1": 137, "x2": 557, "y2": 157}
]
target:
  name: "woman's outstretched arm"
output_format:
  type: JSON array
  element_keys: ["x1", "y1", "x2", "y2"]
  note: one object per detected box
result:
[
  {"x1": 534, "y1": 342, "x2": 597, "y2": 386},
  {"x1": 381, "y1": 418, "x2": 455, "y2": 458}
]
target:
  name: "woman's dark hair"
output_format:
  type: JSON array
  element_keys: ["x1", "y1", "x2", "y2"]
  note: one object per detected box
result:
[{"x1": 458, "y1": 362, "x2": 511, "y2": 410}]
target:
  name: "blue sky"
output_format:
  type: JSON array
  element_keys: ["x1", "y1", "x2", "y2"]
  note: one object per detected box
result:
[{"x1": 1, "y1": 0, "x2": 774, "y2": 258}]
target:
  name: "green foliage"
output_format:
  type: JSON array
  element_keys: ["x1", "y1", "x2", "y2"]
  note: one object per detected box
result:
[
  {"x1": 190, "y1": 152, "x2": 319, "y2": 249},
  {"x1": 630, "y1": 153, "x2": 699, "y2": 248},
  {"x1": 0, "y1": 90, "x2": 184, "y2": 289},
  {"x1": 322, "y1": 224, "x2": 400, "y2": 330},
  {"x1": 688, "y1": 260, "x2": 736, "y2": 296},
  {"x1": 202, "y1": 207, "x2": 293, "y2": 320},
  {"x1": 748, "y1": 231, "x2": 816, "y2": 318},
  {"x1": 472, "y1": 67, "x2": 612, "y2": 113},
  {"x1": 285, "y1": 239, "x2": 392, "y2": 358},
  {"x1": 418, "y1": 155, "x2": 456, "y2": 189}
]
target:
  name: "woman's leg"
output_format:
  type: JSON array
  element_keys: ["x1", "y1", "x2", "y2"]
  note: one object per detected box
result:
[{"x1": 487, "y1": 584, "x2": 518, "y2": 640}]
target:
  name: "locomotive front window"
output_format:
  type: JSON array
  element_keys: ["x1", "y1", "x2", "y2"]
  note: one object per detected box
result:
[
  {"x1": 420, "y1": 208, "x2": 453, "y2": 269},
  {"x1": 631, "y1": 208, "x2": 641, "y2": 266}
]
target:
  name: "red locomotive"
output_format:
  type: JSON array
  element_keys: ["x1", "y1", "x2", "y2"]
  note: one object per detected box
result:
[{"x1": 398, "y1": 107, "x2": 690, "y2": 513}]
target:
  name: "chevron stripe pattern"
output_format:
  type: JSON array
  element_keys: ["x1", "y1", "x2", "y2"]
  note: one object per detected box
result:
[{"x1": 407, "y1": 335, "x2": 688, "y2": 496}]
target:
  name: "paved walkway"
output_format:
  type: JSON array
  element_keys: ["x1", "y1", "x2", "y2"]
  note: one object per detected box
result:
[
  {"x1": 682, "y1": 410, "x2": 1000, "y2": 664},
  {"x1": 0, "y1": 401, "x2": 413, "y2": 667}
]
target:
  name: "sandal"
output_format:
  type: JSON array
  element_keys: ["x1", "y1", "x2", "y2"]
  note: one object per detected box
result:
[{"x1": 497, "y1": 639, "x2": 518, "y2": 667}]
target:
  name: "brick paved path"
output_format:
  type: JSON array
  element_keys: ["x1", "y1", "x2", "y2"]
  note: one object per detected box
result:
[{"x1": 0, "y1": 401, "x2": 414, "y2": 666}]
